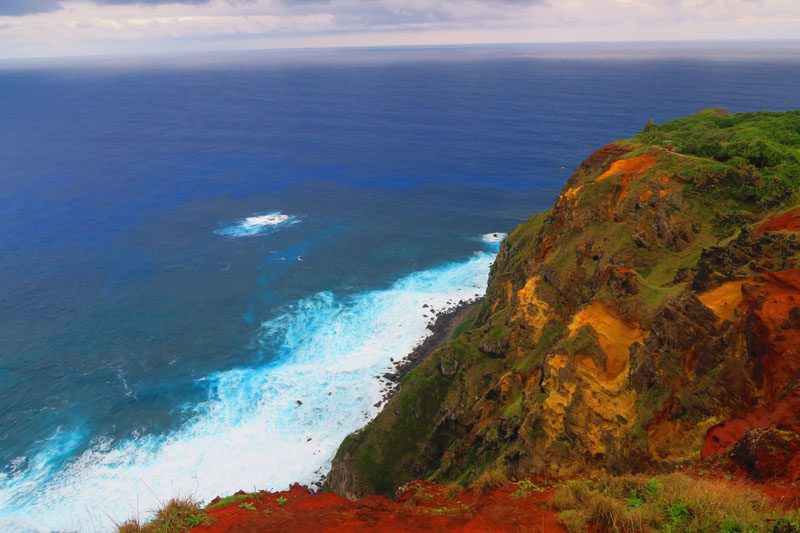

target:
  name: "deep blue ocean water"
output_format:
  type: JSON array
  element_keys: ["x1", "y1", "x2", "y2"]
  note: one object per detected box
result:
[{"x1": 1, "y1": 43, "x2": 800, "y2": 530}]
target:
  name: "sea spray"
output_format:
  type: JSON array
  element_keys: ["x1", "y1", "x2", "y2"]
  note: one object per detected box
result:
[
  {"x1": 0, "y1": 242, "x2": 499, "y2": 532},
  {"x1": 216, "y1": 212, "x2": 300, "y2": 238}
]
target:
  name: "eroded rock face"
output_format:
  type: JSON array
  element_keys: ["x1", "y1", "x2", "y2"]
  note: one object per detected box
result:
[
  {"x1": 328, "y1": 111, "x2": 800, "y2": 498},
  {"x1": 730, "y1": 428, "x2": 800, "y2": 482}
]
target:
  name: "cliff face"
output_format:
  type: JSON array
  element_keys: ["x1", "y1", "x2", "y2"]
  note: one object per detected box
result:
[{"x1": 327, "y1": 110, "x2": 800, "y2": 499}]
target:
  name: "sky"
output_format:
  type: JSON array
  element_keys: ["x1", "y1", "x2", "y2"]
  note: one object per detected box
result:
[{"x1": 0, "y1": 0, "x2": 799, "y2": 59}]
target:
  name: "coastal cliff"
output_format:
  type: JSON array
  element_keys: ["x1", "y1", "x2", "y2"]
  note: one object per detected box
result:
[
  {"x1": 327, "y1": 109, "x2": 800, "y2": 498},
  {"x1": 125, "y1": 109, "x2": 800, "y2": 532}
]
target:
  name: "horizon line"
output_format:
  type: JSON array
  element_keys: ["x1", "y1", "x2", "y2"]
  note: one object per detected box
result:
[{"x1": 3, "y1": 37, "x2": 800, "y2": 64}]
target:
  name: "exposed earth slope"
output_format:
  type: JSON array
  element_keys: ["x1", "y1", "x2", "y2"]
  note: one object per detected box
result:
[{"x1": 327, "y1": 109, "x2": 800, "y2": 497}]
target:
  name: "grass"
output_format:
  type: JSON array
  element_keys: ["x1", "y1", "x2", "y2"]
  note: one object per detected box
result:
[
  {"x1": 553, "y1": 473, "x2": 797, "y2": 532},
  {"x1": 205, "y1": 492, "x2": 257, "y2": 510},
  {"x1": 471, "y1": 467, "x2": 508, "y2": 496},
  {"x1": 637, "y1": 109, "x2": 800, "y2": 191},
  {"x1": 117, "y1": 497, "x2": 212, "y2": 532},
  {"x1": 514, "y1": 319, "x2": 566, "y2": 373},
  {"x1": 276, "y1": 496, "x2": 288, "y2": 507},
  {"x1": 445, "y1": 481, "x2": 464, "y2": 499},
  {"x1": 514, "y1": 478, "x2": 548, "y2": 498}
]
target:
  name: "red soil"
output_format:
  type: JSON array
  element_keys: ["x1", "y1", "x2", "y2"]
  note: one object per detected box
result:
[
  {"x1": 700, "y1": 270, "x2": 800, "y2": 483},
  {"x1": 756, "y1": 482, "x2": 800, "y2": 509},
  {"x1": 595, "y1": 153, "x2": 657, "y2": 183},
  {"x1": 756, "y1": 207, "x2": 800, "y2": 236},
  {"x1": 742, "y1": 270, "x2": 800, "y2": 401},
  {"x1": 594, "y1": 152, "x2": 658, "y2": 218},
  {"x1": 702, "y1": 389, "x2": 800, "y2": 460},
  {"x1": 194, "y1": 481, "x2": 565, "y2": 533}
]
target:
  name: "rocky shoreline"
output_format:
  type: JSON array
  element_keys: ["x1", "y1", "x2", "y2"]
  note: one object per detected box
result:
[
  {"x1": 377, "y1": 297, "x2": 482, "y2": 406},
  {"x1": 309, "y1": 297, "x2": 483, "y2": 493}
]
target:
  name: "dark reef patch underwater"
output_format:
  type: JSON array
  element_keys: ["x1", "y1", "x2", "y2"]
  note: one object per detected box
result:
[{"x1": 2, "y1": 43, "x2": 800, "y2": 530}]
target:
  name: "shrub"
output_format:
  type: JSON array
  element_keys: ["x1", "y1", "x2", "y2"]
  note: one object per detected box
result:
[
  {"x1": 115, "y1": 497, "x2": 215, "y2": 532},
  {"x1": 625, "y1": 489, "x2": 644, "y2": 509},
  {"x1": 553, "y1": 473, "x2": 796, "y2": 533},
  {"x1": 116, "y1": 519, "x2": 143, "y2": 533},
  {"x1": 471, "y1": 467, "x2": 508, "y2": 496},
  {"x1": 514, "y1": 478, "x2": 547, "y2": 497},
  {"x1": 152, "y1": 499, "x2": 209, "y2": 530},
  {"x1": 445, "y1": 481, "x2": 464, "y2": 499}
]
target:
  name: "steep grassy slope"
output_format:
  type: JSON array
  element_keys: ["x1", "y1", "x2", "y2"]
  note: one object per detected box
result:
[{"x1": 327, "y1": 109, "x2": 800, "y2": 499}]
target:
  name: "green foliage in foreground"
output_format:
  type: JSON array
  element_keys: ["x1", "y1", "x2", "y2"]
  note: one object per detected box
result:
[
  {"x1": 553, "y1": 473, "x2": 800, "y2": 533},
  {"x1": 117, "y1": 498, "x2": 212, "y2": 532}
]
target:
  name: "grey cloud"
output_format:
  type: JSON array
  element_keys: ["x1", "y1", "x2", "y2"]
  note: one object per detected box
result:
[
  {"x1": 0, "y1": 0, "x2": 216, "y2": 16},
  {"x1": 0, "y1": 0, "x2": 62, "y2": 16},
  {"x1": 95, "y1": 0, "x2": 210, "y2": 4},
  {"x1": 0, "y1": 0, "x2": 545, "y2": 19}
]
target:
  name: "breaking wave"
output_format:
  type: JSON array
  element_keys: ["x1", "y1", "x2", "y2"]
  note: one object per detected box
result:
[{"x1": 0, "y1": 242, "x2": 500, "y2": 532}]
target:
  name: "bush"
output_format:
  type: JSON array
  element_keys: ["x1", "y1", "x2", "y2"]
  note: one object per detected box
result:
[
  {"x1": 553, "y1": 473, "x2": 795, "y2": 532},
  {"x1": 471, "y1": 467, "x2": 508, "y2": 496},
  {"x1": 116, "y1": 497, "x2": 212, "y2": 532}
]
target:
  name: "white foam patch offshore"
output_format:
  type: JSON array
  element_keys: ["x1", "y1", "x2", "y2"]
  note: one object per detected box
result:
[
  {"x1": 0, "y1": 249, "x2": 496, "y2": 532},
  {"x1": 481, "y1": 232, "x2": 507, "y2": 244},
  {"x1": 216, "y1": 212, "x2": 299, "y2": 237}
]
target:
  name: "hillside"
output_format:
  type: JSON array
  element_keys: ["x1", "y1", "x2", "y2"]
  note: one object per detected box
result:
[
  {"x1": 327, "y1": 109, "x2": 800, "y2": 497},
  {"x1": 123, "y1": 109, "x2": 800, "y2": 532}
]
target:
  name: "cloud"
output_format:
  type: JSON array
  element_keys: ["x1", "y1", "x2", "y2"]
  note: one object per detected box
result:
[
  {"x1": 1, "y1": 0, "x2": 799, "y2": 58},
  {"x1": 0, "y1": 0, "x2": 224, "y2": 17},
  {"x1": 96, "y1": 0, "x2": 210, "y2": 4},
  {"x1": 0, "y1": 0, "x2": 62, "y2": 16},
  {"x1": 0, "y1": 0, "x2": 547, "y2": 18}
]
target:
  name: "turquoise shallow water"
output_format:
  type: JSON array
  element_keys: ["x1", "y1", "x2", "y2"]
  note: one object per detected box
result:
[{"x1": 1, "y1": 43, "x2": 800, "y2": 530}]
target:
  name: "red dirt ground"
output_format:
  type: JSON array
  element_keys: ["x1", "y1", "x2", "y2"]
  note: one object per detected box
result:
[
  {"x1": 192, "y1": 475, "x2": 800, "y2": 532},
  {"x1": 702, "y1": 388, "x2": 800, "y2": 461},
  {"x1": 756, "y1": 207, "x2": 800, "y2": 236},
  {"x1": 194, "y1": 480, "x2": 565, "y2": 532},
  {"x1": 593, "y1": 152, "x2": 658, "y2": 218},
  {"x1": 685, "y1": 467, "x2": 800, "y2": 510}
]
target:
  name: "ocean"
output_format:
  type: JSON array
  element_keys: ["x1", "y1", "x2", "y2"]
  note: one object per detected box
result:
[{"x1": 1, "y1": 43, "x2": 799, "y2": 531}]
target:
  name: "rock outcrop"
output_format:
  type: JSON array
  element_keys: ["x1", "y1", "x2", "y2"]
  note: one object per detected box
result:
[{"x1": 327, "y1": 109, "x2": 800, "y2": 498}]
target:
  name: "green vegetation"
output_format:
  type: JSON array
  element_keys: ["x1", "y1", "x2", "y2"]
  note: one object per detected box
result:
[
  {"x1": 513, "y1": 478, "x2": 547, "y2": 498},
  {"x1": 238, "y1": 502, "x2": 256, "y2": 511},
  {"x1": 117, "y1": 498, "x2": 212, "y2": 532},
  {"x1": 515, "y1": 319, "x2": 565, "y2": 373},
  {"x1": 470, "y1": 467, "x2": 508, "y2": 496},
  {"x1": 554, "y1": 473, "x2": 797, "y2": 532},
  {"x1": 495, "y1": 210, "x2": 551, "y2": 283},
  {"x1": 276, "y1": 496, "x2": 288, "y2": 507},
  {"x1": 205, "y1": 492, "x2": 257, "y2": 510},
  {"x1": 638, "y1": 109, "x2": 799, "y2": 212}
]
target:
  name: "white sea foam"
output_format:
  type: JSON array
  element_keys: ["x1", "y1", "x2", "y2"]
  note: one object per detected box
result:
[
  {"x1": 216, "y1": 212, "x2": 299, "y2": 237},
  {"x1": 0, "y1": 248, "x2": 496, "y2": 532},
  {"x1": 481, "y1": 232, "x2": 507, "y2": 244}
]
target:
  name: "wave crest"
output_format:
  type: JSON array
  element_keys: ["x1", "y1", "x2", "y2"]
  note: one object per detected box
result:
[{"x1": 0, "y1": 250, "x2": 494, "y2": 532}]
